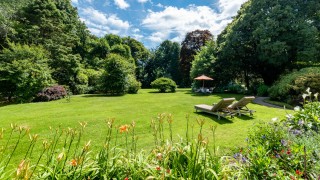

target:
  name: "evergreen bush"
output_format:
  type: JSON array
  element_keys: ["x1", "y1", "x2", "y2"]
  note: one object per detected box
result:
[
  {"x1": 127, "y1": 75, "x2": 141, "y2": 94},
  {"x1": 269, "y1": 67, "x2": 320, "y2": 104},
  {"x1": 151, "y1": 78, "x2": 177, "y2": 93}
]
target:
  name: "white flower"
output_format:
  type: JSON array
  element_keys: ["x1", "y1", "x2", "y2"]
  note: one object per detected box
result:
[
  {"x1": 272, "y1": 117, "x2": 278, "y2": 122},
  {"x1": 286, "y1": 114, "x2": 293, "y2": 119},
  {"x1": 306, "y1": 87, "x2": 311, "y2": 95},
  {"x1": 294, "y1": 106, "x2": 301, "y2": 111},
  {"x1": 302, "y1": 93, "x2": 308, "y2": 100},
  {"x1": 314, "y1": 92, "x2": 318, "y2": 100}
]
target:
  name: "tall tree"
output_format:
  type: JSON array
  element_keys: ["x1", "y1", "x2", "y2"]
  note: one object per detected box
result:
[
  {"x1": 190, "y1": 41, "x2": 216, "y2": 81},
  {"x1": 215, "y1": 0, "x2": 320, "y2": 86},
  {"x1": 180, "y1": 30, "x2": 213, "y2": 87},
  {"x1": 142, "y1": 40, "x2": 181, "y2": 87},
  {"x1": 13, "y1": 0, "x2": 89, "y2": 93},
  {"x1": 0, "y1": 43, "x2": 53, "y2": 102}
]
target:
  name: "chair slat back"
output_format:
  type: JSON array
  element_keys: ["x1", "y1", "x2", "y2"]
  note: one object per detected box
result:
[
  {"x1": 229, "y1": 96, "x2": 255, "y2": 108},
  {"x1": 211, "y1": 98, "x2": 235, "y2": 111}
]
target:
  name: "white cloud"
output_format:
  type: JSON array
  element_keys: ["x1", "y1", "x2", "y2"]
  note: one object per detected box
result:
[
  {"x1": 103, "y1": 0, "x2": 111, "y2": 6},
  {"x1": 114, "y1": 0, "x2": 130, "y2": 9},
  {"x1": 79, "y1": 7, "x2": 130, "y2": 37},
  {"x1": 85, "y1": 0, "x2": 94, "y2": 3},
  {"x1": 141, "y1": 0, "x2": 248, "y2": 44},
  {"x1": 71, "y1": 0, "x2": 79, "y2": 5},
  {"x1": 132, "y1": 28, "x2": 140, "y2": 33},
  {"x1": 217, "y1": 0, "x2": 247, "y2": 18},
  {"x1": 137, "y1": 0, "x2": 148, "y2": 3},
  {"x1": 156, "y1": 3, "x2": 164, "y2": 8}
]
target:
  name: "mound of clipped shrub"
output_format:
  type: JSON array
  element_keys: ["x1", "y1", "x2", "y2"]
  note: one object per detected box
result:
[
  {"x1": 127, "y1": 75, "x2": 141, "y2": 94},
  {"x1": 269, "y1": 67, "x2": 320, "y2": 104},
  {"x1": 33, "y1": 85, "x2": 68, "y2": 102},
  {"x1": 151, "y1": 77, "x2": 177, "y2": 93}
]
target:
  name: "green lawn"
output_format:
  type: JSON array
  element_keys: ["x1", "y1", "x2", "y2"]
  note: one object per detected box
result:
[{"x1": 0, "y1": 89, "x2": 288, "y2": 161}]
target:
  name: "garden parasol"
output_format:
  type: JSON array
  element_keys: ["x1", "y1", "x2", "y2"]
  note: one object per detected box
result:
[{"x1": 194, "y1": 75, "x2": 213, "y2": 88}]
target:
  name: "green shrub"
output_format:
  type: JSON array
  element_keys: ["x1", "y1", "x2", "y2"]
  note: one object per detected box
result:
[
  {"x1": 226, "y1": 91, "x2": 320, "y2": 179},
  {"x1": 218, "y1": 82, "x2": 246, "y2": 94},
  {"x1": 85, "y1": 69, "x2": 103, "y2": 93},
  {"x1": 286, "y1": 89, "x2": 320, "y2": 133},
  {"x1": 151, "y1": 77, "x2": 177, "y2": 93},
  {"x1": 127, "y1": 75, "x2": 141, "y2": 94},
  {"x1": 0, "y1": 43, "x2": 54, "y2": 102},
  {"x1": 100, "y1": 54, "x2": 134, "y2": 95},
  {"x1": 269, "y1": 67, "x2": 320, "y2": 104},
  {"x1": 257, "y1": 84, "x2": 269, "y2": 96}
]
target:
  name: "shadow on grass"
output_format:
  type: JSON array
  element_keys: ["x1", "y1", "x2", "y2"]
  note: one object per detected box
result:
[
  {"x1": 0, "y1": 102, "x2": 16, "y2": 108},
  {"x1": 194, "y1": 112, "x2": 234, "y2": 124},
  {"x1": 148, "y1": 89, "x2": 191, "y2": 94},
  {"x1": 236, "y1": 115, "x2": 255, "y2": 121},
  {"x1": 82, "y1": 94, "x2": 124, "y2": 98}
]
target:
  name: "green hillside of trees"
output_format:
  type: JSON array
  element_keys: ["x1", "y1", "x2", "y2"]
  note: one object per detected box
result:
[{"x1": 1, "y1": 0, "x2": 319, "y2": 104}]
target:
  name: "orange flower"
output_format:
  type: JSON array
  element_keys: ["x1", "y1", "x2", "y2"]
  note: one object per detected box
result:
[
  {"x1": 156, "y1": 166, "x2": 161, "y2": 171},
  {"x1": 296, "y1": 169, "x2": 303, "y2": 176},
  {"x1": 70, "y1": 159, "x2": 77, "y2": 166},
  {"x1": 119, "y1": 125, "x2": 129, "y2": 133}
]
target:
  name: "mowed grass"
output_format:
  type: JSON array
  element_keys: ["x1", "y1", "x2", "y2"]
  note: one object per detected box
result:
[{"x1": 0, "y1": 89, "x2": 289, "y2": 161}]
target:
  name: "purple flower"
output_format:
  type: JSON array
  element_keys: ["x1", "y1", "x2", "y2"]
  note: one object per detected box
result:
[
  {"x1": 233, "y1": 153, "x2": 240, "y2": 159},
  {"x1": 292, "y1": 129, "x2": 302, "y2": 135},
  {"x1": 276, "y1": 154, "x2": 280, "y2": 158},
  {"x1": 298, "y1": 120, "x2": 304, "y2": 126},
  {"x1": 241, "y1": 156, "x2": 248, "y2": 163},
  {"x1": 280, "y1": 139, "x2": 287, "y2": 146},
  {"x1": 261, "y1": 135, "x2": 266, "y2": 139}
]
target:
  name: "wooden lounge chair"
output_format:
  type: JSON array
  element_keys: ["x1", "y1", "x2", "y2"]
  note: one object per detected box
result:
[
  {"x1": 194, "y1": 98, "x2": 236, "y2": 119},
  {"x1": 228, "y1": 96, "x2": 255, "y2": 116}
]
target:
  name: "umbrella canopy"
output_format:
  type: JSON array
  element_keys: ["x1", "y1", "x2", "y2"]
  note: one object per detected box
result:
[
  {"x1": 194, "y1": 75, "x2": 213, "y2": 81},
  {"x1": 194, "y1": 75, "x2": 213, "y2": 89}
]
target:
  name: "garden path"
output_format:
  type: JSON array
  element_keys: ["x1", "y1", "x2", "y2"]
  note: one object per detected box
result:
[{"x1": 253, "y1": 97, "x2": 283, "y2": 109}]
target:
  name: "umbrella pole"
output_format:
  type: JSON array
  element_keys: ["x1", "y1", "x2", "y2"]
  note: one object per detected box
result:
[{"x1": 202, "y1": 80, "x2": 204, "y2": 88}]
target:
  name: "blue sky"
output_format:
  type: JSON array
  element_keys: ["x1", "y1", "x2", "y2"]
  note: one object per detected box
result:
[{"x1": 71, "y1": 0, "x2": 248, "y2": 48}]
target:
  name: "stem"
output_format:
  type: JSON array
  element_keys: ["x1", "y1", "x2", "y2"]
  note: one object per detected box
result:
[
  {"x1": 3, "y1": 130, "x2": 23, "y2": 171},
  {"x1": 186, "y1": 114, "x2": 189, "y2": 145},
  {"x1": 29, "y1": 148, "x2": 46, "y2": 179},
  {"x1": 24, "y1": 138, "x2": 37, "y2": 159},
  {"x1": 62, "y1": 131, "x2": 75, "y2": 170},
  {"x1": 0, "y1": 128, "x2": 14, "y2": 162}
]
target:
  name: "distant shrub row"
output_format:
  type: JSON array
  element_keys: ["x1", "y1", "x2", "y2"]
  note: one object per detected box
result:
[{"x1": 269, "y1": 67, "x2": 320, "y2": 104}]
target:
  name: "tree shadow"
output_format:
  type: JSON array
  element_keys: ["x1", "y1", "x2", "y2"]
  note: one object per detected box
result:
[
  {"x1": 194, "y1": 112, "x2": 234, "y2": 124},
  {"x1": 148, "y1": 89, "x2": 190, "y2": 94},
  {"x1": 189, "y1": 93, "x2": 212, "y2": 96},
  {"x1": 0, "y1": 102, "x2": 16, "y2": 108},
  {"x1": 235, "y1": 115, "x2": 255, "y2": 121},
  {"x1": 82, "y1": 94, "x2": 124, "y2": 98}
]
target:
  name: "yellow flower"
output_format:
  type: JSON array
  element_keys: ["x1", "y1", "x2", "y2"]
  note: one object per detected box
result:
[
  {"x1": 57, "y1": 152, "x2": 64, "y2": 162},
  {"x1": 16, "y1": 160, "x2": 25, "y2": 176}
]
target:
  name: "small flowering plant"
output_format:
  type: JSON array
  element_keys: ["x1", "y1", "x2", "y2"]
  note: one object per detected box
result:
[{"x1": 285, "y1": 88, "x2": 320, "y2": 133}]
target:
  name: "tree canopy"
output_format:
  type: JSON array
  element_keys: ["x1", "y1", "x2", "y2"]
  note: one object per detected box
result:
[
  {"x1": 180, "y1": 30, "x2": 213, "y2": 87},
  {"x1": 215, "y1": 0, "x2": 320, "y2": 86}
]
